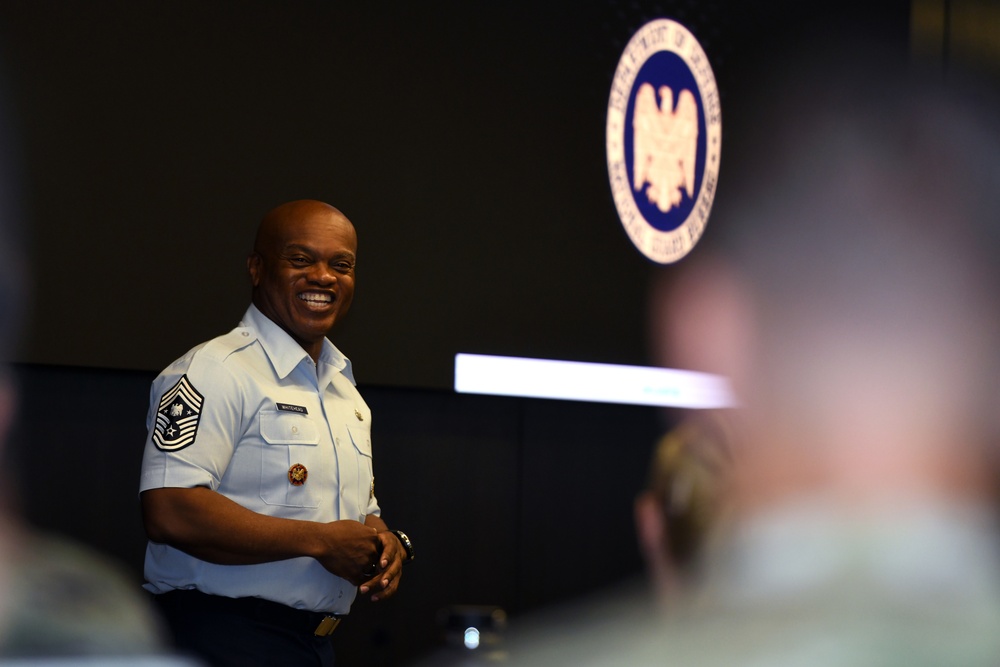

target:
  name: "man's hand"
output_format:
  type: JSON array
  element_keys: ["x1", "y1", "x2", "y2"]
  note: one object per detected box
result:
[
  {"x1": 353, "y1": 514, "x2": 407, "y2": 602},
  {"x1": 358, "y1": 530, "x2": 406, "y2": 602},
  {"x1": 311, "y1": 520, "x2": 383, "y2": 585}
]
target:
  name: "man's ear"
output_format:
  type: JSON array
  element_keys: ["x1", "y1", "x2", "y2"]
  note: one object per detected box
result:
[
  {"x1": 247, "y1": 253, "x2": 261, "y2": 287},
  {"x1": 655, "y1": 255, "x2": 755, "y2": 400},
  {"x1": 634, "y1": 490, "x2": 681, "y2": 601},
  {"x1": 634, "y1": 490, "x2": 667, "y2": 564}
]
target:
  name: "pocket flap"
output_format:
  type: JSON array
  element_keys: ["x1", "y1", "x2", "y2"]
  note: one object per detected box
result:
[
  {"x1": 347, "y1": 425, "x2": 372, "y2": 458},
  {"x1": 260, "y1": 410, "x2": 320, "y2": 445}
]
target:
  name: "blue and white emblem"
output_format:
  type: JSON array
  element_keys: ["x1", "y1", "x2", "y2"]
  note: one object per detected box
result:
[
  {"x1": 607, "y1": 19, "x2": 721, "y2": 264},
  {"x1": 152, "y1": 374, "x2": 204, "y2": 452}
]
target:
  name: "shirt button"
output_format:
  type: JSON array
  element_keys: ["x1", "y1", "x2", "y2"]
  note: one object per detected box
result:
[
  {"x1": 292, "y1": 426, "x2": 299, "y2": 434},
  {"x1": 241, "y1": 331, "x2": 249, "y2": 337}
]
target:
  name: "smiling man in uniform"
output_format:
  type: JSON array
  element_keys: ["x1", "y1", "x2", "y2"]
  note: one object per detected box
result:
[{"x1": 140, "y1": 200, "x2": 414, "y2": 667}]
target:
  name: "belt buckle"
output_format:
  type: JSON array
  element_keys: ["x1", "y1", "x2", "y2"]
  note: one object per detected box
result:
[{"x1": 314, "y1": 615, "x2": 341, "y2": 637}]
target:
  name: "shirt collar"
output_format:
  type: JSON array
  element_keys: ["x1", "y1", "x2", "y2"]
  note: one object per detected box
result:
[{"x1": 241, "y1": 304, "x2": 355, "y2": 385}]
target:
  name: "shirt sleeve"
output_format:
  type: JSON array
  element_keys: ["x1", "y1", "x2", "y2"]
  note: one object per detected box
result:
[{"x1": 139, "y1": 350, "x2": 244, "y2": 493}]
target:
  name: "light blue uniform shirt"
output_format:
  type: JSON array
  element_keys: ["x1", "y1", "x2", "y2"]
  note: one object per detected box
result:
[{"x1": 139, "y1": 304, "x2": 379, "y2": 614}]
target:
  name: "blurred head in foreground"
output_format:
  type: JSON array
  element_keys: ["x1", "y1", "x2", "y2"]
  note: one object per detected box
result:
[
  {"x1": 634, "y1": 408, "x2": 732, "y2": 601},
  {"x1": 676, "y1": 70, "x2": 1000, "y2": 520},
  {"x1": 642, "y1": 48, "x2": 1000, "y2": 660}
]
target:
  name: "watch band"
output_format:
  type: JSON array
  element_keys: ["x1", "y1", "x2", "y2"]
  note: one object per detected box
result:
[{"x1": 391, "y1": 530, "x2": 415, "y2": 562}]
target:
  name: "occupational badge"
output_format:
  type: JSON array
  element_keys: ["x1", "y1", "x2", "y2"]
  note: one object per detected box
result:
[
  {"x1": 152, "y1": 375, "x2": 204, "y2": 452},
  {"x1": 288, "y1": 463, "x2": 308, "y2": 486}
]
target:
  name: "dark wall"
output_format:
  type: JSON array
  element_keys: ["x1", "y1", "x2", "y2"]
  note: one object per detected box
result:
[
  {"x1": 8, "y1": 362, "x2": 662, "y2": 665},
  {"x1": 0, "y1": 1, "x2": 666, "y2": 389},
  {"x1": 0, "y1": 1, "x2": 912, "y2": 391}
]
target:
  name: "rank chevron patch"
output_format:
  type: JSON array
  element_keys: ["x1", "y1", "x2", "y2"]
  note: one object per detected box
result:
[{"x1": 152, "y1": 374, "x2": 204, "y2": 452}]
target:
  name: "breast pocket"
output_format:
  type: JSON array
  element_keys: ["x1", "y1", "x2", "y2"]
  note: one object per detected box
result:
[
  {"x1": 259, "y1": 410, "x2": 321, "y2": 508},
  {"x1": 347, "y1": 425, "x2": 375, "y2": 515}
]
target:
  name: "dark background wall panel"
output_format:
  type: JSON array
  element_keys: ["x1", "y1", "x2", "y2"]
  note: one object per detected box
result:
[
  {"x1": 0, "y1": 1, "x2": 668, "y2": 389},
  {"x1": 6, "y1": 364, "x2": 155, "y2": 572},
  {"x1": 516, "y1": 398, "x2": 659, "y2": 610}
]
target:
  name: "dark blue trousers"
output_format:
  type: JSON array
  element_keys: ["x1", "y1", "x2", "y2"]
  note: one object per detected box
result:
[{"x1": 153, "y1": 590, "x2": 337, "y2": 667}]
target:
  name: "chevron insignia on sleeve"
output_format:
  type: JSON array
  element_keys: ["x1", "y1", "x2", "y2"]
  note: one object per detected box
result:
[{"x1": 152, "y1": 375, "x2": 204, "y2": 452}]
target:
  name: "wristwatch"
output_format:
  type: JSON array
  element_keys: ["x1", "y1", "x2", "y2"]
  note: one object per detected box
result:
[{"x1": 391, "y1": 530, "x2": 415, "y2": 562}]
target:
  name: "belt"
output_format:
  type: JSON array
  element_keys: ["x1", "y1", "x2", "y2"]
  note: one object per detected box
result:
[{"x1": 157, "y1": 589, "x2": 343, "y2": 637}]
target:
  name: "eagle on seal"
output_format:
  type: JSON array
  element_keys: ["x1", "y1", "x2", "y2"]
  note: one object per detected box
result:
[{"x1": 632, "y1": 83, "x2": 699, "y2": 213}]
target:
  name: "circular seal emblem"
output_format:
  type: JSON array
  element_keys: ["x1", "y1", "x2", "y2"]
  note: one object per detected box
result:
[
  {"x1": 288, "y1": 463, "x2": 308, "y2": 486},
  {"x1": 606, "y1": 19, "x2": 721, "y2": 264}
]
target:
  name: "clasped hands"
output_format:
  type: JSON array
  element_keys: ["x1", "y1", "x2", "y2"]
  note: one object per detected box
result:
[{"x1": 317, "y1": 520, "x2": 404, "y2": 602}]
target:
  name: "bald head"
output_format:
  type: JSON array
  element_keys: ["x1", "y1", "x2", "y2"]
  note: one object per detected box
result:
[
  {"x1": 253, "y1": 200, "x2": 354, "y2": 256},
  {"x1": 248, "y1": 200, "x2": 358, "y2": 361}
]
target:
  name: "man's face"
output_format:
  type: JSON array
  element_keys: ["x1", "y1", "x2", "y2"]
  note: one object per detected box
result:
[{"x1": 248, "y1": 208, "x2": 357, "y2": 358}]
